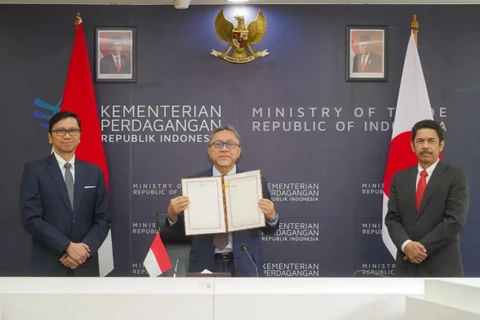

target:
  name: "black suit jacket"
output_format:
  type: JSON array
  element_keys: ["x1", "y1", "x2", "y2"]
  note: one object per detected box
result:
[
  {"x1": 385, "y1": 161, "x2": 469, "y2": 277},
  {"x1": 353, "y1": 52, "x2": 382, "y2": 73},
  {"x1": 99, "y1": 55, "x2": 131, "y2": 74},
  {"x1": 165, "y1": 167, "x2": 279, "y2": 277},
  {"x1": 20, "y1": 154, "x2": 111, "y2": 276}
]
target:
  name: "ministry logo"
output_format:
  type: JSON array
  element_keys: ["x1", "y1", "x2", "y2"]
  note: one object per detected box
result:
[
  {"x1": 357, "y1": 262, "x2": 395, "y2": 277},
  {"x1": 32, "y1": 97, "x2": 62, "y2": 129},
  {"x1": 360, "y1": 221, "x2": 382, "y2": 236},
  {"x1": 361, "y1": 182, "x2": 383, "y2": 195},
  {"x1": 262, "y1": 221, "x2": 320, "y2": 242},
  {"x1": 263, "y1": 262, "x2": 320, "y2": 277},
  {"x1": 268, "y1": 182, "x2": 320, "y2": 202},
  {"x1": 132, "y1": 182, "x2": 181, "y2": 196},
  {"x1": 132, "y1": 262, "x2": 148, "y2": 276},
  {"x1": 132, "y1": 221, "x2": 157, "y2": 235}
]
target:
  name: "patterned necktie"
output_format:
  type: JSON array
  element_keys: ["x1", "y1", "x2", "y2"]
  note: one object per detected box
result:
[
  {"x1": 213, "y1": 232, "x2": 229, "y2": 250},
  {"x1": 213, "y1": 175, "x2": 228, "y2": 250},
  {"x1": 416, "y1": 169, "x2": 428, "y2": 211},
  {"x1": 64, "y1": 163, "x2": 74, "y2": 209}
]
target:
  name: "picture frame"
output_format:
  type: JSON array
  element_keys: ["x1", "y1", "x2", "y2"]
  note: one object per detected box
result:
[
  {"x1": 94, "y1": 26, "x2": 136, "y2": 83},
  {"x1": 346, "y1": 25, "x2": 388, "y2": 82}
]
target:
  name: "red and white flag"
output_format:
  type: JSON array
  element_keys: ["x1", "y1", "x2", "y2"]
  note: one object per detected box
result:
[
  {"x1": 61, "y1": 16, "x2": 114, "y2": 276},
  {"x1": 382, "y1": 31, "x2": 434, "y2": 258},
  {"x1": 143, "y1": 232, "x2": 172, "y2": 277}
]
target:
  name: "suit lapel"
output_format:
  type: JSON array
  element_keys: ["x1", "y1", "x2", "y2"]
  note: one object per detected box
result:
[
  {"x1": 406, "y1": 167, "x2": 418, "y2": 214},
  {"x1": 73, "y1": 159, "x2": 86, "y2": 217},
  {"x1": 46, "y1": 154, "x2": 73, "y2": 215},
  {"x1": 418, "y1": 162, "x2": 447, "y2": 217}
]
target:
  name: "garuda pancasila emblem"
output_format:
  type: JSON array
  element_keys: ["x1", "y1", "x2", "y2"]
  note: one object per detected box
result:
[{"x1": 211, "y1": 9, "x2": 269, "y2": 64}]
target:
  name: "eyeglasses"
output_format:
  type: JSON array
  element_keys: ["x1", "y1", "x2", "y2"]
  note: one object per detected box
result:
[
  {"x1": 51, "y1": 128, "x2": 80, "y2": 137},
  {"x1": 209, "y1": 141, "x2": 240, "y2": 150}
]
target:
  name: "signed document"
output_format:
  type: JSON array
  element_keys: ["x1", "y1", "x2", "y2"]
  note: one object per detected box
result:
[
  {"x1": 224, "y1": 170, "x2": 265, "y2": 232},
  {"x1": 181, "y1": 170, "x2": 265, "y2": 235}
]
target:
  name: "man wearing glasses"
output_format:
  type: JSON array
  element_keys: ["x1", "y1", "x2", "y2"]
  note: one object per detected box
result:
[
  {"x1": 20, "y1": 111, "x2": 111, "y2": 276},
  {"x1": 166, "y1": 125, "x2": 279, "y2": 277}
]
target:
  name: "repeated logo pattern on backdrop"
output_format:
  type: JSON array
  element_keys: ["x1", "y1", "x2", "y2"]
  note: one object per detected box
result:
[{"x1": 1, "y1": 4, "x2": 478, "y2": 277}]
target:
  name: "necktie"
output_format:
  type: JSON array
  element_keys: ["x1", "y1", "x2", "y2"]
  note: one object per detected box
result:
[
  {"x1": 64, "y1": 163, "x2": 74, "y2": 210},
  {"x1": 213, "y1": 232, "x2": 229, "y2": 250},
  {"x1": 416, "y1": 169, "x2": 428, "y2": 211},
  {"x1": 361, "y1": 56, "x2": 366, "y2": 72},
  {"x1": 115, "y1": 56, "x2": 121, "y2": 73},
  {"x1": 213, "y1": 175, "x2": 229, "y2": 250}
]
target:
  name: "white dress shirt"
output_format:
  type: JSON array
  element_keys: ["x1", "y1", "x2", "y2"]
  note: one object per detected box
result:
[{"x1": 53, "y1": 152, "x2": 75, "y2": 182}]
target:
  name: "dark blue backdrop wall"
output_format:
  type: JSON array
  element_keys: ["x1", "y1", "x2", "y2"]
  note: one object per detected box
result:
[{"x1": 0, "y1": 4, "x2": 478, "y2": 277}]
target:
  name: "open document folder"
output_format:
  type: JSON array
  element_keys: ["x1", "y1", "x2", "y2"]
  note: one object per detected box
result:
[{"x1": 181, "y1": 170, "x2": 266, "y2": 235}]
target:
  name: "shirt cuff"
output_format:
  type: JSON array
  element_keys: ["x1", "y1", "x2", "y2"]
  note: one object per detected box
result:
[
  {"x1": 167, "y1": 216, "x2": 177, "y2": 226},
  {"x1": 266, "y1": 212, "x2": 279, "y2": 226},
  {"x1": 401, "y1": 239, "x2": 412, "y2": 253}
]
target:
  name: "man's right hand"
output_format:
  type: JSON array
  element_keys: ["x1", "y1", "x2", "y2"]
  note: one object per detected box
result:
[
  {"x1": 404, "y1": 242, "x2": 427, "y2": 264},
  {"x1": 167, "y1": 196, "x2": 190, "y2": 222},
  {"x1": 66, "y1": 242, "x2": 90, "y2": 264},
  {"x1": 59, "y1": 253, "x2": 79, "y2": 269}
]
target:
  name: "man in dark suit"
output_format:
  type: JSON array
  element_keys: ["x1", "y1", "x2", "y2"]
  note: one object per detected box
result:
[
  {"x1": 166, "y1": 125, "x2": 279, "y2": 277},
  {"x1": 385, "y1": 120, "x2": 469, "y2": 277},
  {"x1": 99, "y1": 37, "x2": 131, "y2": 74},
  {"x1": 20, "y1": 111, "x2": 111, "y2": 276},
  {"x1": 352, "y1": 34, "x2": 382, "y2": 73}
]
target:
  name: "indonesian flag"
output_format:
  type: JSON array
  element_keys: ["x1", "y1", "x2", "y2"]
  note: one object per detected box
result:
[
  {"x1": 61, "y1": 17, "x2": 114, "y2": 277},
  {"x1": 350, "y1": 31, "x2": 360, "y2": 73},
  {"x1": 351, "y1": 31, "x2": 361, "y2": 56},
  {"x1": 382, "y1": 31, "x2": 434, "y2": 258},
  {"x1": 143, "y1": 232, "x2": 172, "y2": 277}
]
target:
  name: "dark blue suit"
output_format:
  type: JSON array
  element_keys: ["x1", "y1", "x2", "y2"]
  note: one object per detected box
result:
[
  {"x1": 166, "y1": 167, "x2": 279, "y2": 277},
  {"x1": 20, "y1": 154, "x2": 111, "y2": 276}
]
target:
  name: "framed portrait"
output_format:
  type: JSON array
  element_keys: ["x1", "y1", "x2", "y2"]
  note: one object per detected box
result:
[
  {"x1": 346, "y1": 25, "x2": 388, "y2": 82},
  {"x1": 94, "y1": 26, "x2": 136, "y2": 83}
]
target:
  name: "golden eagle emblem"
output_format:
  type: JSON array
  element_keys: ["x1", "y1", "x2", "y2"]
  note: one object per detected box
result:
[{"x1": 211, "y1": 9, "x2": 269, "y2": 64}]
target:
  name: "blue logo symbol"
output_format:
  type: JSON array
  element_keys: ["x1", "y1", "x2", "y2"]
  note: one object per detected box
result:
[{"x1": 32, "y1": 98, "x2": 62, "y2": 129}]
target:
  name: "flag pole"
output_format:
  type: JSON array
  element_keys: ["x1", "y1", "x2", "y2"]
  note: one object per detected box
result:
[
  {"x1": 74, "y1": 12, "x2": 81, "y2": 30},
  {"x1": 411, "y1": 14, "x2": 419, "y2": 46}
]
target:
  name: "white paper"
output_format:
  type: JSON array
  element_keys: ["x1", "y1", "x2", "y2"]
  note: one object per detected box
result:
[
  {"x1": 182, "y1": 177, "x2": 226, "y2": 235},
  {"x1": 97, "y1": 229, "x2": 114, "y2": 277},
  {"x1": 224, "y1": 170, "x2": 265, "y2": 232},
  {"x1": 201, "y1": 269, "x2": 212, "y2": 274}
]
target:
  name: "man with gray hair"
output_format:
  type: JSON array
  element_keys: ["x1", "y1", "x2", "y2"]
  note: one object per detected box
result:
[{"x1": 166, "y1": 125, "x2": 279, "y2": 277}]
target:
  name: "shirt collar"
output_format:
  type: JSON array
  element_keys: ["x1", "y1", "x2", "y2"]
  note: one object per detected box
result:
[
  {"x1": 417, "y1": 158, "x2": 439, "y2": 177},
  {"x1": 212, "y1": 165, "x2": 236, "y2": 176},
  {"x1": 53, "y1": 151, "x2": 75, "y2": 169}
]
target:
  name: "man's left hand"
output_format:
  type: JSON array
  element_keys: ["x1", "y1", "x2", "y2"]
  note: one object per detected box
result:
[{"x1": 259, "y1": 199, "x2": 275, "y2": 220}]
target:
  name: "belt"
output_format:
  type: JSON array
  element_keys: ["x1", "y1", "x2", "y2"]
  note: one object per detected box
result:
[{"x1": 214, "y1": 252, "x2": 233, "y2": 262}]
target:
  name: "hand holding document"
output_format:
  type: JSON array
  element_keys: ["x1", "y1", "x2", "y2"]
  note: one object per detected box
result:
[{"x1": 181, "y1": 170, "x2": 265, "y2": 236}]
